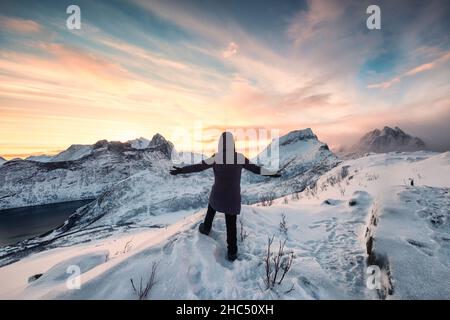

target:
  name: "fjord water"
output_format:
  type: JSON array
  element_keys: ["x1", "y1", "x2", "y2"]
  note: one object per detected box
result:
[{"x1": 0, "y1": 199, "x2": 93, "y2": 247}]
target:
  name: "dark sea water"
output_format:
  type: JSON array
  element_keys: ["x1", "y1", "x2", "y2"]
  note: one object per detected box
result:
[{"x1": 0, "y1": 199, "x2": 93, "y2": 247}]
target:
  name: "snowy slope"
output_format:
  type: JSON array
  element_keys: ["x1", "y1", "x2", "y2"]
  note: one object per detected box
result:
[
  {"x1": 1, "y1": 151, "x2": 448, "y2": 299},
  {"x1": 0, "y1": 204, "x2": 368, "y2": 299},
  {"x1": 0, "y1": 156, "x2": 6, "y2": 166},
  {"x1": 1, "y1": 151, "x2": 447, "y2": 299},
  {"x1": 307, "y1": 151, "x2": 450, "y2": 299}
]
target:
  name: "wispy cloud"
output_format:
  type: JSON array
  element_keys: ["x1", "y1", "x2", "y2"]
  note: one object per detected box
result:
[
  {"x1": 0, "y1": 15, "x2": 42, "y2": 34},
  {"x1": 368, "y1": 51, "x2": 450, "y2": 89}
]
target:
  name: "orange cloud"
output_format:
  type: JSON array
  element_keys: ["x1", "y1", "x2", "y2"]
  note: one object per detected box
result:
[
  {"x1": 0, "y1": 42, "x2": 134, "y2": 96},
  {"x1": 404, "y1": 63, "x2": 434, "y2": 76},
  {"x1": 0, "y1": 16, "x2": 42, "y2": 34}
]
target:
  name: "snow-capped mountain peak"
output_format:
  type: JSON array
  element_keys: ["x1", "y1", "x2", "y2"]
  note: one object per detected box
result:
[
  {"x1": 351, "y1": 126, "x2": 426, "y2": 153},
  {"x1": 256, "y1": 128, "x2": 333, "y2": 169},
  {"x1": 278, "y1": 128, "x2": 317, "y2": 146},
  {"x1": 52, "y1": 144, "x2": 93, "y2": 162}
]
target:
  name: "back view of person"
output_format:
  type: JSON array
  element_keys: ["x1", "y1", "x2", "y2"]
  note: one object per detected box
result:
[{"x1": 170, "y1": 131, "x2": 280, "y2": 261}]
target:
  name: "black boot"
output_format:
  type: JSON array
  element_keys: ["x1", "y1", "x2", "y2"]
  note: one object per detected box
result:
[
  {"x1": 227, "y1": 250, "x2": 238, "y2": 262},
  {"x1": 198, "y1": 223, "x2": 210, "y2": 235}
]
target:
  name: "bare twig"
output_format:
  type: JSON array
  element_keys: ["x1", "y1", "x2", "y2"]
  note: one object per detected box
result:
[
  {"x1": 239, "y1": 218, "x2": 249, "y2": 242},
  {"x1": 263, "y1": 236, "x2": 294, "y2": 290},
  {"x1": 279, "y1": 213, "x2": 288, "y2": 236},
  {"x1": 130, "y1": 261, "x2": 159, "y2": 300},
  {"x1": 123, "y1": 238, "x2": 133, "y2": 254},
  {"x1": 278, "y1": 252, "x2": 294, "y2": 285},
  {"x1": 264, "y1": 235, "x2": 274, "y2": 289},
  {"x1": 284, "y1": 283, "x2": 295, "y2": 294},
  {"x1": 260, "y1": 192, "x2": 276, "y2": 206}
]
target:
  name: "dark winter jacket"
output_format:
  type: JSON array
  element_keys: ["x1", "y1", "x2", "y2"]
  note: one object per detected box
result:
[{"x1": 173, "y1": 132, "x2": 277, "y2": 215}]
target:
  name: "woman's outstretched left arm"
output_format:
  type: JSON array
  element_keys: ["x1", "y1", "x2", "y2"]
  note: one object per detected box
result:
[{"x1": 243, "y1": 157, "x2": 281, "y2": 177}]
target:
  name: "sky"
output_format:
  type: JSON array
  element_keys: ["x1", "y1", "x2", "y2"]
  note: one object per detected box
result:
[{"x1": 0, "y1": 0, "x2": 449, "y2": 159}]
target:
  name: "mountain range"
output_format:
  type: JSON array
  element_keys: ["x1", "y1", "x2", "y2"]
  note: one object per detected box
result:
[
  {"x1": 0, "y1": 126, "x2": 430, "y2": 211},
  {"x1": 0, "y1": 134, "x2": 174, "y2": 210},
  {"x1": 0, "y1": 129, "x2": 338, "y2": 238}
]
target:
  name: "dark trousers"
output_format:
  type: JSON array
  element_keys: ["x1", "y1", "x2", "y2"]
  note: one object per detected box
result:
[{"x1": 204, "y1": 204, "x2": 237, "y2": 254}]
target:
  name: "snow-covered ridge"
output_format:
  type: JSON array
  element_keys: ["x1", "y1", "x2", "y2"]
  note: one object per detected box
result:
[
  {"x1": 25, "y1": 145, "x2": 92, "y2": 163},
  {"x1": 25, "y1": 155, "x2": 53, "y2": 162},
  {"x1": 0, "y1": 134, "x2": 174, "y2": 210},
  {"x1": 22, "y1": 134, "x2": 173, "y2": 163},
  {"x1": 0, "y1": 156, "x2": 6, "y2": 166}
]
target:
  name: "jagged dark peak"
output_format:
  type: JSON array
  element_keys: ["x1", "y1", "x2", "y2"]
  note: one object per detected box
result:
[
  {"x1": 91, "y1": 139, "x2": 132, "y2": 154},
  {"x1": 149, "y1": 133, "x2": 174, "y2": 158},
  {"x1": 354, "y1": 126, "x2": 426, "y2": 153},
  {"x1": 93, "y1": 139, "x2": 109, "y2": 149},
  {"x1": 150, "y1": 133, "x2": 170, "y2": 146}
]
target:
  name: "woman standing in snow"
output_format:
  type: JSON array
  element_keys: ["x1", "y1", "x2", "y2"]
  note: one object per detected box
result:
[{"x1": 170, "y1": 132, "x2": 281, "y2": 261}]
